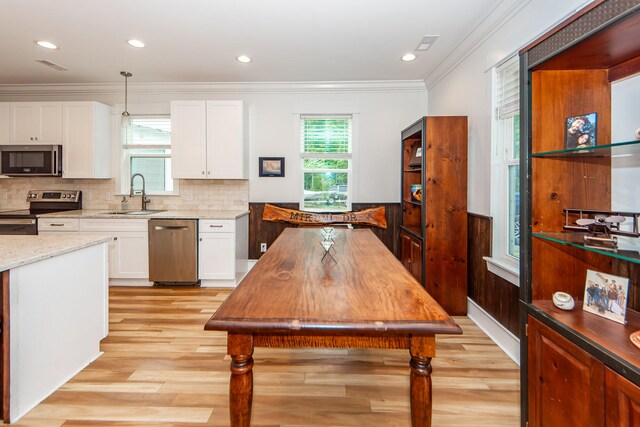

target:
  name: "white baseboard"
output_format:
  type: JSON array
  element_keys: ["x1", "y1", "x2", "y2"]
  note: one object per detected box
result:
[
  {"x1": 109, "y1": 279, "x2": 153, "y2": 287},
  {"x1": 467, "y1": 298, "x2": 520, "y2": 365}
]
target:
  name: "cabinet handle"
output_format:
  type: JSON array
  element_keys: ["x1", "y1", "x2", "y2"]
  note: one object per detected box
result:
[
  {"x1": 50, "y1": 223, "x2": 65, "y2": 227},
  {"x1": 207, "y1": 171, "x2": 211, "y2": 175},
  {"x1": 209, "y1": 224, "x2": 223, "y2": 228},
  {"x1": 30, "y1": 137, "x2": 34, "y2": 141},
  {"x1": 200, "y1": 237, "x2": 203, "y2": 241},
  {"x1": 202, "y1": 171, "x2": 205, "y2": 175},
  {"x1": 114, "y1": 237, "x2": 118, "y2": 241},
  {"x1": 35, "y1": 137, "x2": 38, "y2": 141}
]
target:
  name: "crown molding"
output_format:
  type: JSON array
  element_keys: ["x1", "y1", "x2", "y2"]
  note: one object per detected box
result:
[
  {"x1": 425, "y1": 0, "x2": 532, "y2": 90},
  {"x1": 0, "y1": 80, "x2": 427, "y2": 97}
]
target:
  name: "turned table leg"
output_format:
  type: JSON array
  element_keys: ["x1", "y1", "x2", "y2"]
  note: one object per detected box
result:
[
  {"x1": 409, "y1": 336, "x2": 435, "y2": 427},
  {"x1": 228, "y1": 334, "x2": 254, "y2": 427}
]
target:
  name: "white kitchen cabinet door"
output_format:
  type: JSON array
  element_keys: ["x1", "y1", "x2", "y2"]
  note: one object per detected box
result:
[
  {"x1": 63, "y1": 102, "x2": 112, "y2": 178},
  {"x1": 10, "y1": 102, "x2": 62, "y2": 144},
  {"x1": 0, "y1": 103, "x2": 10, "y2": 144},
  {"x1": 199, "y1": 232, "x2": 235, "y2": 280},
  {"x1": 171, "y1": 101, "x2": 207, "y2": 179},
  {"x1": 206, "y1": 101, "x2": 247, "y2": 179},
  {"x1": 112, "y1": 233, "x2": 149, "y2": 279}
]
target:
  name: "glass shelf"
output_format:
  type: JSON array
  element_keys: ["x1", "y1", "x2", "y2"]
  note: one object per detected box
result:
[
  {"x1": 403, "y1": 199, "x2": 421, "y2": 206},
  {"x1": 403, "y1": 168, "x2": 422, "y2": 173},
  {"x1": 533, "y1": 231, "x2": 640, "y2": 264},
  {"x1": 532, "y1": 139, "x2": 640, "y2": 158}
]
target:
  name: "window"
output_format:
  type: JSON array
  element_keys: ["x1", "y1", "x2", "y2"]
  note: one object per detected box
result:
[
  {"x1": 122, "y1": 116, "x2": 176, "y2": 195},
  {"x1": 491, "y1": 55, "x2": 520, "y2": 268},
  {"x1": 300, "y1": 115, "x2": 352, "y2": 212}
]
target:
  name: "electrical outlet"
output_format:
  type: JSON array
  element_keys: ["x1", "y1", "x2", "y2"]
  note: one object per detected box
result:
[{"x1": 260, "y1": 243, "x2": 267, "y2": 252}]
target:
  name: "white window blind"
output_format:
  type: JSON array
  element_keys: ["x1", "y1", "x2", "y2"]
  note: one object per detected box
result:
[
  {"x1": 301, "y1": 115, "x2": 352, "y2": 154},
  {"x1": 496, "y1": 56, "x2": 520, "y2": 119}
]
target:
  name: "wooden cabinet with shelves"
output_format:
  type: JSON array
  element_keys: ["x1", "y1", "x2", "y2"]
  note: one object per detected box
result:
[
  {"x1": 521, "y1": 3, "x2": 640, "y2": 426},
  {"x1": 171, "y1": 100, "x2": 248, "y2": 180},
  {"x1": 399, "y1": 116, "x2": 468, "y2": 315}
]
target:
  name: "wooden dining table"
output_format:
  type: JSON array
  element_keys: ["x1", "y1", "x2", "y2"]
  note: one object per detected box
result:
[{"x1": 205, "y1": 228, "x2": 462, "y2": 426}]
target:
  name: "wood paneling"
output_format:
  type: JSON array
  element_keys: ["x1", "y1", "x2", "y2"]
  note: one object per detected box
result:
[
  {"x1": 467, "y1": 214, "x2": 520, "y2": 337},
  {"x1": 528, "y1": 316, "x2": 604, "y2": 427},
  {"x1": 248, "y1": 202, "x2": 401, "y2": 260}
]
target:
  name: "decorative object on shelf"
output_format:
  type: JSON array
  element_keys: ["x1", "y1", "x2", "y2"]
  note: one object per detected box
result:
[
  {"x1": 552, "y1": 292, "x2": 575, "y2": 310},
  {"x1": 636, "y1": 128, "x2": 640, "y2": 140},
  {"x1": 565, "y1": 112, "x2": 597, "y2": 149},
  {"x1": 563, "y1": 208, "x2": 640, "y2": 250},
  {"x1": 410, "y1": 184, "x2": 422, "y2": 202},
  {"x1": 259, "y1": 157, "x2": 285, "y2": 177},
  {"x1": 629, "y1": 330, "x2": 640, "y2": 350},
  {"x1": 583, "y1": 269, "x2": 629, "y2": 325},
  {"x1": 408, "y1": 146, "x2": 422, "y2": 168},
  {"x1": 262, "y1": 204, "x2": 387, "y2": 228}
]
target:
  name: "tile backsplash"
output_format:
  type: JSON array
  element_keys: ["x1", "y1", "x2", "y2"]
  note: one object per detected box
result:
[{"x1": 0, "y1": 178, "x2": 249, "y2": 211}]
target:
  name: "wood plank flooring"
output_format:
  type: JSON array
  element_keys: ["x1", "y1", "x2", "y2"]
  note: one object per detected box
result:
[{"x1": 15, "y1": 287, "x2": 520, "y2": 426}]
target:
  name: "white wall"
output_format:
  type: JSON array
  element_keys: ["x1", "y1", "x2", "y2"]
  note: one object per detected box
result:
[
  {"x1": 612, "y1": 75, "x2": 640, "y2": 213},
  {"x1": 426, "y1": 0, "x2": 588, "y2": 215},
  {"x1": 0, "y1": 83, "x2": 427, "y2": 204}
]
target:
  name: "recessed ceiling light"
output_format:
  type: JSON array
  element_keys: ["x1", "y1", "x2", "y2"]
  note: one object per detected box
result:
[
  {"x1": 127, "y1": 39, "x2": 145, "y2": 48},
  {"x1": 35, "y1": 40, "x2": 58, "y2": 50},
  {"x1": 236, "y1": 55, "x2": 252, "y2": 63},
  {"x1": 402, "y1": 53, "x2": 416, "y2": 62}
]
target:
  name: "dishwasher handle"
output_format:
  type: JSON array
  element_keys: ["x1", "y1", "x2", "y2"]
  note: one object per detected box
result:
[{"x1": 153, "y1": 225, "x2": 191, "y2": 231}]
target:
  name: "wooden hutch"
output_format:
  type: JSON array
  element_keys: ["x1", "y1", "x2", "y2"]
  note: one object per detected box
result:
[
  {"x1": 520, "y1": 1, "x2": 640, "y2": 425},
  {"x1": 400, "y1": 116, "x2": 468, "y2": 315}
]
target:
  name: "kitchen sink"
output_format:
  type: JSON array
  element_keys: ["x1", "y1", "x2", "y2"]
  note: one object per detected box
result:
[{"x1": 99, "y1": 210, "x2": 167, "y2": 216}]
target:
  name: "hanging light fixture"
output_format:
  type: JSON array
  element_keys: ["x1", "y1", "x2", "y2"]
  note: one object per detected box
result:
[{"x1": 120, "y1": 71, "x2": 132, "y2": 129}]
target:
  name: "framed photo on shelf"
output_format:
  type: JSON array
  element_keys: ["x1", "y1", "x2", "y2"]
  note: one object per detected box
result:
[
  {"x1": 259, "y1": 157, "x2": 285, "y2": 177},
  {"x1": 408, "y1": 146, "x2": 422, "y2": 168},
  {"x1": 565, "y1": 112, "x2": 597, "y2": 149},
  {"x1": 410, "y1": 184, "x2": 422, "y2": 202},
  {"x1": 583, "y1": 269, "x2": 629, "y2": 324}
]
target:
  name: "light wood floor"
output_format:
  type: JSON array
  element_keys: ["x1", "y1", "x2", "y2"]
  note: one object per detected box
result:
[{"x1": 16, "y1": 287, "x2": 520, "y2": 426}]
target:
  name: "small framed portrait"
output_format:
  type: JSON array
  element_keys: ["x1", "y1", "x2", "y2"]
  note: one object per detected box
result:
[
  {"x1": 408, "y1": 145, "x2": 422, "y2": 168},
  {"x1": 259, "y1": 157, "x2": 285, "y2": 177},
  {"x1": 583, "y1": 269, "x2": 629, "y2": 325},
  {"x1": 565, "y1": 112, "x2": 597, "y2": 149}
]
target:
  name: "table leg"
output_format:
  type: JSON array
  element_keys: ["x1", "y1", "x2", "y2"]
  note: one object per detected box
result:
[
  {"x1": 409, "y1": 336, "x2": 435, "y2": 427},
  {"x1": 228, "y1": 334, "x2": 254, "y2": 427}
]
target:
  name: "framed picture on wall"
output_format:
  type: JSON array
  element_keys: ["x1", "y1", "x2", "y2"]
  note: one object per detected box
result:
[
  {"x1": 565, "y1": 112, "x2": 597, "y2": 149},
  {"x1": 259, "y1": 157, "x2": 285, "y2": 177}
]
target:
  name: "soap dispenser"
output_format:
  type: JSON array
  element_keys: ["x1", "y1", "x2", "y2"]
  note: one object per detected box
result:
[{"x1": 120, "y1": 196, "x2": 129, "y2": 211}]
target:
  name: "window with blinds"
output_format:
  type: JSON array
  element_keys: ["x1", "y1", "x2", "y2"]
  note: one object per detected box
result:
[
  {"x1": 300, "y1": 115, "x2": 352, "y2": 212},
  {"x1": 122, "y1": 116, "x2": 175, "y2": 194},
  {"x1": 494, "y1": 55, "x2": 520, "y2": 260}
]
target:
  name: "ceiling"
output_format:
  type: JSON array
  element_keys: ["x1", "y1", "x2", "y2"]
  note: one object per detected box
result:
[{"x1": 0, "y1": 0, "x2": 499, "y2": 85}]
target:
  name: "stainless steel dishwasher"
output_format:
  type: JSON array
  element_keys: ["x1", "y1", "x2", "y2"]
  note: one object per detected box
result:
[{"x1": 148, "y1": 219, "x2": 199, "y2": 284}]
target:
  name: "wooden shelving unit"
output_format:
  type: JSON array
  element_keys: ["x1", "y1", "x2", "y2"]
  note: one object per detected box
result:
[
  {"x1": 399, "y1": 116, "x2": 468, "y2": 315},
  {"x1": 520, "y1": 3, "x2": 640, "y2": 426}
]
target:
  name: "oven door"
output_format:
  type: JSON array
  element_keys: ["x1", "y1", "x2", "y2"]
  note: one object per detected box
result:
[
  {"x1": 0, "y1": 145, "x2": 62, "y2": 176},
  {"x1": 0, "y1": 218, "x2": 38, "y2": 235}
]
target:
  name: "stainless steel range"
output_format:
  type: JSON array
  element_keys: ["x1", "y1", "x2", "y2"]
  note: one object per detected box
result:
[{"x1": 0, "y1": 190, "x2": 82, "y2": 235}]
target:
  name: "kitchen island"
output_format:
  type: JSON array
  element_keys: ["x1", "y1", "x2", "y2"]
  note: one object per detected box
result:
[{"x1": 0, "y1": 234, "x2": 111, "y2": 423}]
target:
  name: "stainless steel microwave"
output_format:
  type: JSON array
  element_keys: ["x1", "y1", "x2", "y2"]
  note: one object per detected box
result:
[{"x1": 0, "y1": 145, "x2": 62, "y2": 176}]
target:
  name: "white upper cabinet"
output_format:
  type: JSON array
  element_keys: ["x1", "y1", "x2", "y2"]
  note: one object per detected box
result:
[
  {"x1": 10, "y1": 102, "x2": 63, "y2": 144},
  {"x1": 171, "y1": 100, "x2": 247, "y2": 179},
  {"x1": 0, "y1": 103, "x2": 9, "y2": 144},
  {"x1": 62, "y1": 102, "x2": 112, "y2": 179}
]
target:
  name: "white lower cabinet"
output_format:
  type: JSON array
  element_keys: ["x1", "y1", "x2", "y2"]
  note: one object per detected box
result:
[
  {"x1": 199, "y1": 215, "x2": 248, "y2": 287},
  {"x1": 38, "y1": 218, "x2": 79, "y2": 233},
  {"x1": 80, "y1": 219, "x2": 150, "y2": 283}
]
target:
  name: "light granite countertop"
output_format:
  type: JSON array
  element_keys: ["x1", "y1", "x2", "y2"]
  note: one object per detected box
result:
[
  {"x1": 38, "y1": 209, "x2": 250, "y2": 220},
  {"x1": 0, "y1": 234, "x2": 112, "y2": 271}
]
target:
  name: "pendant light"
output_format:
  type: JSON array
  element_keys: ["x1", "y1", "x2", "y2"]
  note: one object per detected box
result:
[{"x1": 120, "y1": 71, "x2": 132, "y2": 129}]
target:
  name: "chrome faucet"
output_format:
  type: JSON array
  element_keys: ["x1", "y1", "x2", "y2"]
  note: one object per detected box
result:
[{"x1": 130, "y1": 173, "x2": 151, "y2": 211}]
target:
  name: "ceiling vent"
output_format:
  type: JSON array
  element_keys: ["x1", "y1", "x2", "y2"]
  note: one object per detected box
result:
[
  {"x1": 415, "y1": 35, "x2": 439, "y2": 51},
  {"x1": 35, "y1": 59, "x2": 69, "y2": 71}
]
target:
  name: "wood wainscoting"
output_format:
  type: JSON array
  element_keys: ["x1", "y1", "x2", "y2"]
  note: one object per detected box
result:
[
  {"x1": 468, "y1": 213, "x2": 520, "y2": 338},
  {"x1": 248, "y1": 203, "x2": 402, "y2": 260}
]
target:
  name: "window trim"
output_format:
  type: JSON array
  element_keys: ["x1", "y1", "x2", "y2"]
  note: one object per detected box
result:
[
  {"x1": 120, "y1": 114, "x2": 179, "y2": 196},
  {"x1": 488, "y1": 55, "x2": 520, "y2": 283},
  {"x1": 297, "y1": 114, "x2": 357, "y2": 212}
]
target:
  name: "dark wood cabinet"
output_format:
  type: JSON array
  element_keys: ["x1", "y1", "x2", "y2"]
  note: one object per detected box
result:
[
  {"x1": 400, "y1": 116, "x2": 468, "y2": 315},
  {"x1": 527, "y1": 316, "x2": 604, "y2": 427},
  {"x1": 606, "y1": 367, "x2": 640, "y2": 426},
  {"x1": 520, "y1": 3, "x2": 640, "y2": 426}
]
